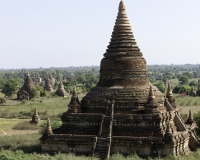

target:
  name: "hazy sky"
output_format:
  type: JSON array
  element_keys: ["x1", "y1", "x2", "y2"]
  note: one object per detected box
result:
[{"x1": 1, "y1": 0, "x2": 200, "y2": 69}]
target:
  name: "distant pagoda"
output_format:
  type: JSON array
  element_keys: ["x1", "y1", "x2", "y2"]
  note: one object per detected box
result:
[
  {"x1": 43, "y1": 78, "x2": 53, "y2": 92},
  {"x1": 35, "y1": 73, "x2": 42, "y2": 83},
  {"x1": 30, "y1": 108, "x2": 40, "y2": 124},
  {"x1": 48, "y1": 74, "x2": 55, "y2": 85},
  {"x1": 40, "y1": 1, "x2": 199, "y2": 159},
  {"x1": 17, "y1": 73, "x2": 36, "y2": 100},
  {"x1": 55, "y1": 81, "x2": 68, "y2": 97}
]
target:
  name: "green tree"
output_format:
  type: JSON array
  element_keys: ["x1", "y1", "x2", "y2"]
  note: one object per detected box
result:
[
  {"x1": 1, "y1": 79, "x2": 18, "y2": 97},
  {"x1": 29, "y1": 88, "x2": 38, "y2": 99},
  {"x1": 189, "y1": 80, "x2": 198, "y2": 86},
  {"x1": 153, "y1": 81, "x2": 165, "y2": 93},
  {"x1": 179, "y1": 75, "x2": 189, "y2": 85},
  {"x1": 179, "y1": 85, "x2": 191, "y2": 95},
  {"x1": 35, "y1": 85, "x2": 46, "y2": 97},
  {"x1": 172, "y1": 85, "x2": 181, "y2": 94},
  {"x1": 183, "y1": 72, "x2": 193, "y2": 79}
]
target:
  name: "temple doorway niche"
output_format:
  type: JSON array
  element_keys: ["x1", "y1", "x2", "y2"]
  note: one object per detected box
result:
[{"x1": 150, "y1": 147, "x2": 158, "y2": 157}]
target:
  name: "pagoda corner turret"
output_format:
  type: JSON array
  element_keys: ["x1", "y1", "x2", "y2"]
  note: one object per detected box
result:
[
  {"x1": 66, "y1": 86, "x2": 81, "y2": 113},
  {"x1": 40, "y1": 1, "x2": 199, "y2": 159}
]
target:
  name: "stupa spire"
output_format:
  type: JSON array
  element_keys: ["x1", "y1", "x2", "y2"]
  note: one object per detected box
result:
[
  {"x1": 73, "y1": 86, "x2": 77, "y2": 96},
  {"x1": 105, "y1": 0, "x2": 142, "y2": 57},
  {"x1": 67, "y1": 85, "x2": 81, "y2": 113},
  {"x1": 185, "y1": 109, "x2": 194, "y2": 124},
  {"x1": 145, "y1": 85, "x2": 159, "y2": 113},
  {"x1": 148, "y1": 85, "x2": 155, "y2": 100},
  {"x1": 58, "y1": 81, "x2": 64, "y2": 89},
  {"x1": 166, "y1": 82, "x2": 176, "y2": 108},
  {"x1": 46, "y1": 118, "x2": 53, "y2": 135},
  {"x1": 118, "y1": 0, "x2": 126, "y2": 12},
  {"x1": 34, "y1": 107, "x2": 38, "y2": 115},
  {"x1": 30, "y1": 107, "x2": 40, "y2": 124},
  {"x1": 166, "y1": 82, "x2": 173, "y2": 98}
]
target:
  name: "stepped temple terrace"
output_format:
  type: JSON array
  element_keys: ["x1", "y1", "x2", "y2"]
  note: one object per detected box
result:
[{"x1": 40, "y1": 1, "x2": 199, "y2": 159}]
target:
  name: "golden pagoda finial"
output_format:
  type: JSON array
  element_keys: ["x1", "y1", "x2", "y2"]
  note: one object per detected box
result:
[{"x1": 46, "y1": 118, "x2": 53, "y2": 135}]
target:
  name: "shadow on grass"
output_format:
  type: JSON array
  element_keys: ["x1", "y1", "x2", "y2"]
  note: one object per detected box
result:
[
  {"x1": 1, "y1": 144, "x2": 41, "y2": 153},
  {"x1": 18, "y1": 144, "x2": 41, "y2": 153}
]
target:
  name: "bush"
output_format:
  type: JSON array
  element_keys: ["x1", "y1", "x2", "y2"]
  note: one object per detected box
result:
[
  {"x1": 196, "y1": 89, "x2": 200, "y2": 96},
  {"x1": 189, "y1": 80, "x2": 198, "y2": 86},
  {"x1": 18, "y1": 111, "x2": 32, "y2": 119},
  {"x1": 1, "y1": 79, "x2": 19, "y2": 97},
  {"x1": 29, "y1": 88, "x2": 38, "y2": 99},
  {"x1": 21, "y1": 99, "x2": 27, "y2": 104},
  {"x1": 173, "y1": 85, "x2": 191, "y2": 95},
  {"x1": 179, "y1": 85, "x2": 191, "y2": 95},
  {"x1": 12, "y1": 121, "x2": 40, "y2": 130},
  {"x1": 173, "y1": 85, "x2": 181, "y2": 94},
  {"x1": 153, "y1": 81, "x2": 165, "y2": 93},
  {"x1": 179, "y1": 75, "x2": 189, "y2": 85},
  {"x1": 35, "y1": 85, "x2": 46, "y2": 97}
]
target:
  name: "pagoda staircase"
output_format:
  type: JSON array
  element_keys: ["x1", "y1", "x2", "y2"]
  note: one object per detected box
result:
[{"x1": 92, "y1": 101, "x2": 114, "y2": 160}]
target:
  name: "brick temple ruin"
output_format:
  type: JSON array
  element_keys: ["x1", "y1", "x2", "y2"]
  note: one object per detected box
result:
[
  {"x1": 40, "y1": 1, "x2": 199, "y2": 159},
  {"x1": 17, "y1": 73, "x2": 37, "y2": 100},
  {"x1": 55, "y1": 81, "x2": 68, "y2": 97}
]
